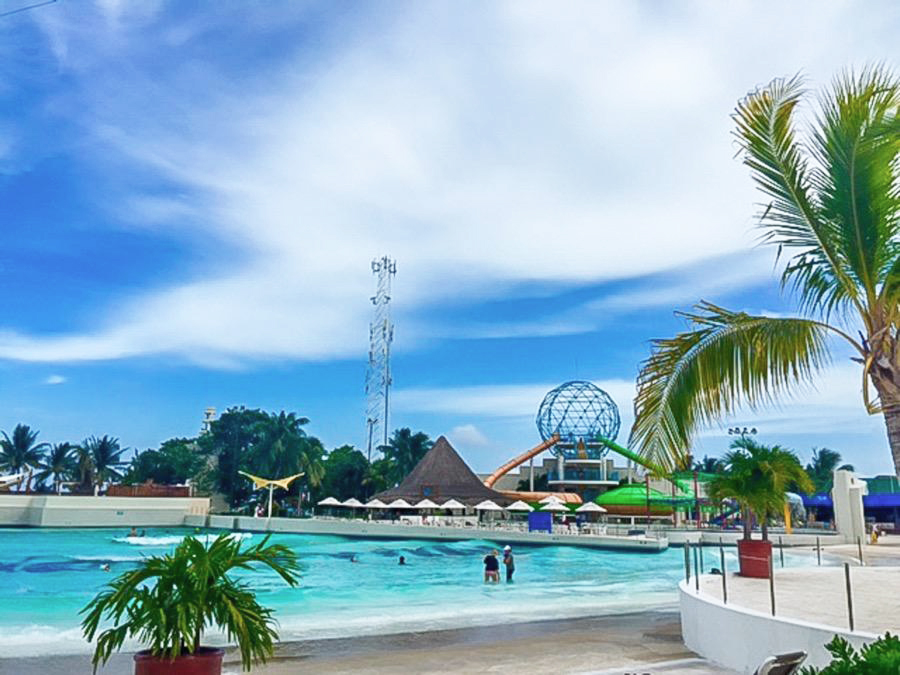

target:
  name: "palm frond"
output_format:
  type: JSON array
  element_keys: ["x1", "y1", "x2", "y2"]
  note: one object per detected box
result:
[{"x1": 630, "y1": 302, "x2": 831, "y2": 471}]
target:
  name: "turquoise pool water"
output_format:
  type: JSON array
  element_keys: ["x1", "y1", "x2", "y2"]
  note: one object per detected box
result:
[{"x1": 0, "y1": 527, "x2": 806, "y2": 656}]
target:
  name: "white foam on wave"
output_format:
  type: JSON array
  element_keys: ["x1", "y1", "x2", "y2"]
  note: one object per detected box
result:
[
  {"x1": 112, "y1": 532, "x2": 253, "y2": 547},
  {"x1": 68, "y1": 555, "x2": 145, "y2": 562}
]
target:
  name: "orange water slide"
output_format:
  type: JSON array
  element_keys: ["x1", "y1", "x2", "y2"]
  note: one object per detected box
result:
[{"x1": 483, "y1": 435, "x2": 560, "y2": 488}]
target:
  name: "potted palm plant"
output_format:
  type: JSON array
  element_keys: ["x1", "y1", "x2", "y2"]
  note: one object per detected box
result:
[
  {"x1": 81, "y1": 533, "x2": 299, "y2": 674},
  {"x1": 708, "y1": 438, "x2": 812, "y2": 578}
]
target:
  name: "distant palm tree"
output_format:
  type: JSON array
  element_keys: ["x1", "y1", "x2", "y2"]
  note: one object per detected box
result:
[
  {"x1": 384, "y1": 428, "x2": 433, "y2": 480},
  {"x1": 708, "y1": 437, "x2": 813, "y2": 540},
  {"x1": 631, "y1": 67, "x2": 900, "y2": 473},
  {"x1": 692, "y1": 455, "x2": 723, "y2": 474},
  {"x1": 36, "y1": 442, "x2": 78, "y2": 494},
  {"x1": 81, "y1": 436, "x2": 126, "y2": 493},
  {"x1": 250, "y1": 412, "x2": 325, "y2": 488},
  {"x1": 362, "y1": 457, "x2": 396, "y2": 496},
  {"x1": 0, "y1": 424, "x2": 49, "y2": 492},
  {"x1": 805, "y1": 447, "x2": 854, "y2": 494}
]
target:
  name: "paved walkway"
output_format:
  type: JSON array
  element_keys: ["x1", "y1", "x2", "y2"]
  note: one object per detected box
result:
[{"x1": 697, "y1": 565, "x2": 900, "y2": 635}]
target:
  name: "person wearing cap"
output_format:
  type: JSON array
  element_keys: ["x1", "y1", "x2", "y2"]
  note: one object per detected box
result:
[{"x1": 502, "y1": 545, "x2": 515, "y2": 583}]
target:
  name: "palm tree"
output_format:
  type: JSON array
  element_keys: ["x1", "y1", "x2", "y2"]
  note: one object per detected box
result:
[
  {"x1": 36, "y1": 442, "x2": 78, "y2": 494},
  {"x1": 0, "y1": 424, "x2": 49, "y2": 492},
  {"x1": 383, "y1": 428, "x2": 433, "y2": 480},
  {"x1": 708, "y1": 437, "x2": 813, "y2": 540},
  {"x1": 806, "y1": 447, "x2": 854, "y2": 494},
  {"x1": 631, "y1": 67, "x2": 900, "y2": 474},
  {"x1": 81, "y1": 436, "x2": 126, "y2": 493}
]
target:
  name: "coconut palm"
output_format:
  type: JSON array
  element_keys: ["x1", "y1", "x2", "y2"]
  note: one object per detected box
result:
[
  {"x1": 806, "y1": 447, "x2": 854, "y2": 494},
  {"x1": 36, "y1": 442, "x2": 78, "y2": 494},
  {"x1": 708, "y1": 437, "x2": 813, "y2": 540},
  {"x1": 631, "y1": 67, "x2": 900, "y2": 473},
  {"x1": 250, "y1": 411, "x2": 325, "y2": 487},
  {"x1": 0, "y1": 424, "x2": 49, "y2": 492},
  {"x1": 383, "y1": 428, "x2": 433, "y2": 480},
  {"x1": 81, "y1": 436, "x2": 126, "y2": 493}
]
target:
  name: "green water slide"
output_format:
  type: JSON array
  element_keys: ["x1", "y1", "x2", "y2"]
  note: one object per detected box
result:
[{"x1": 595, "y1": 436, "x2": 668, "y2": 477}]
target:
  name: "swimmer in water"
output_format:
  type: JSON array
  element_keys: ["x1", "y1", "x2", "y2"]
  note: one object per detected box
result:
[
  {"x1": 399, "y1": 556, "x2": 406, "y2": 565},
  {"x1": 127, "y1": 527, "x2": 138, "y2": 537},
  {"x1": 138, "y1": 529, "x2": 146, "y2": 537},
  {"x1": 101, "y1": 563, "x2": 110, "y2": 572},
  {"x1": 350, "y1": 555, "x2": 359, "y2": 563}
]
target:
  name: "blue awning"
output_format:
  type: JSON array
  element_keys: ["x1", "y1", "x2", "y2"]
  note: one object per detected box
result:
[
  {"x1": 802, "y1": 495, "x2": 833, "y2": 508},
  {"x1": 864, "y1": 494, "x2": 900, "y2": 508}
]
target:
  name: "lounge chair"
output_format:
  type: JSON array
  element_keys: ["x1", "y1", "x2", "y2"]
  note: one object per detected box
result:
[{"x1": 753, "y1": 651, "x2": 807, "y2": 675}]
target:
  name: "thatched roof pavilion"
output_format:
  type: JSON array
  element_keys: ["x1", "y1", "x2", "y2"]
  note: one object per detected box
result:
[{"x1": 373, "y1": 436, "x2": 509, "y2": 506}]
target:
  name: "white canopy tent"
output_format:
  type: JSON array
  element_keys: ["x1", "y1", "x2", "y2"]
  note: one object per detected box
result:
[
  {"x1": 364, "y1": 498, "x2": 388, "y2": 509},
  {"x1": 440, "y1": 499, "x2": 466, "y2": 510},
  {"x1": 474, "y1": 500, "x2": 503, "y2": 511},
  {"x1": 575, "y1": 502, "x2": 607, "y2": 513},
  {"x1": 540, "y1": 501, "x2": 569, "y2": 512},
  {"x1": 414, "y1": 498, "x2": 441, "y2": 509},
  {"x1": 505, "y1": 500, "x2": 534, "y2": 512},
  {"x1": 317, "y1": 497, "x2": 342, "y2": 506},
  {"x1": 342, "y1": 498, "x2": 364, "y2": 508},
  {"x1": 539, "y1": 495, "x2": 564, "y2": 504},
  {"x1": 387, "y1": 498, "x2": 415, "y2": 509}
]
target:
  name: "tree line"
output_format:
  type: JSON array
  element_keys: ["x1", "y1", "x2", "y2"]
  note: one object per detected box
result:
[{"x1": 0, "y1": 408, "x2": 435, "y2": 510}]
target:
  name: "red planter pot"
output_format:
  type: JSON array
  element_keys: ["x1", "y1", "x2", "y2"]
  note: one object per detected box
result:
[
  {"x1": 737, "y1": 538, "x2": 772, "y2": 578},
  {"x1": 134, "y1": 647, "x2": 224, "y2": 675}
]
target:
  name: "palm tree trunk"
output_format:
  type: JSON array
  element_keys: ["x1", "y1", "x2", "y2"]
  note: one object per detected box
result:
[{"x1": 872, "y1": 374, "x2": 900, "y2": 476}]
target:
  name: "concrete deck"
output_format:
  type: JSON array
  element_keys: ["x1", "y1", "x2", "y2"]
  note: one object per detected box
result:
[{"x1": 696, "y1": 566, "x2": 900, "y2": 635}]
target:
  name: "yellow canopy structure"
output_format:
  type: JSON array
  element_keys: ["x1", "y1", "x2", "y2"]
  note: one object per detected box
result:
[{"x1": 238, "y1": 471, "x2": 305, "y2": 518}]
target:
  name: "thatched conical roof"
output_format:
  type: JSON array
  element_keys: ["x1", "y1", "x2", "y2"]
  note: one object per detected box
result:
[{"x1": 374, "y1": 436, "x2": 508, "y2": 506}]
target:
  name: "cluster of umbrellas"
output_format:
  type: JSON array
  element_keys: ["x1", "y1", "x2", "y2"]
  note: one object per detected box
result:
[
  {"x1": 317, "y1": 497, "x2": 467, "y2": 510},
  {"x1": 317, "y1": 494, "x2": 606, "y2": 514}
]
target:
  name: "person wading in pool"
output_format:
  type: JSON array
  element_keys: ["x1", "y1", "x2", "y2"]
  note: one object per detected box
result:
[
  {"x1": 483, "y1": 549, "x2": 500, "y2": 583},
  {"x1": 502, "y1": 545, "x2": 515, "y2": 583}
]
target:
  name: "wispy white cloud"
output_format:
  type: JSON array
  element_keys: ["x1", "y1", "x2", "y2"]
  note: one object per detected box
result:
[
  {"x1": 2, "y1": 1, "x2": 896, "y2": 364},
  {"x1": 448, "y1": 424, "x2": 490, "y2": 448},
  {"x1": 43, "y1": 374, "x2": 66, "y2": 385}
]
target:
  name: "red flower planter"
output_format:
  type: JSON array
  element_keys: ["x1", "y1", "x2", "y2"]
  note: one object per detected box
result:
[
  {"x1": 134, "y1": 647, "x2": 224, "y2": 675},
  {"x1": 737, "y1": 538, "x2": 772, "y2": 578}
]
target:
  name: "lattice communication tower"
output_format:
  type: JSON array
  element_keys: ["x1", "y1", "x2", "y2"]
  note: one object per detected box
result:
[{"x1": 365, "y1": 256, "x2": 397, "y2": 461}]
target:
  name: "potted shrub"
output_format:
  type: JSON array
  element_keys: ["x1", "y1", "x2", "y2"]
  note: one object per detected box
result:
[
  {"x1": 708, "y1": 437, "x2": 812, "y2": 578},
  {"x1": 81, "y1": 533, "x2": 299, "y2": 674}
]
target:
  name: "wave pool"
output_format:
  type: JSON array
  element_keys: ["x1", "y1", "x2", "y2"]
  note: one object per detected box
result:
[{"x1": 0, "y1": 527, "x2": 807, "y2": 656}]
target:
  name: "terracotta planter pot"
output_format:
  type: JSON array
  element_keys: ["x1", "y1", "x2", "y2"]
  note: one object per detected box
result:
[
  {"x1": 737, "y1": 538, "x2": 772, "y2": 578},
  {"x1": 134, "y1": 647, "x2": 224, "y2": 675}
]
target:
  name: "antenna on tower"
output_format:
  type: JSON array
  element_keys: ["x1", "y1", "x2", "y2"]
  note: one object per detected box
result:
[{"x1": 365, "y1": 256, "x2": 397, "y2": 462}]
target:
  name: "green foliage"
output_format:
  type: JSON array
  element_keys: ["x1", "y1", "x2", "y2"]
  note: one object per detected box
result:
[
  {"x1": 708, "y1": 437, "x2": 813, "y2": 540},
  {"x1": 800, "y1": 633, "x2": 900, "y2": 674},
  {"x1": 382, "y1": 428, "x2": 433, "y2": 481},
  {"x1": 35, "y1": 442, "x2": 78, "y2": 493},
  {"x1": 805, "y1": 448, "x2": 855, "y2": 494},
  {"x1": 0, "y1": 424, "x2": 49, "y2": 490},
  {"x1": 124, "y1": 438, "x2": 206, "y2": 486},
  {"x1": 81, "y1": 534, "x2": 299, "y2": 673},
  {"x1": 363, "y1": 457, "x2": 397, "y2": 496},
  {"x1": 320, "y1": 445, "x2": 369, "y2": 501},
  {"x1": 81, "y1": 435, "x2": 127, "y2": 490},
  {"x1": 631, "y1": 66, "x2": 900, "y2": 473},
  {"x1": 197, "y1": 407, "x2": 271, "y2": 507}
]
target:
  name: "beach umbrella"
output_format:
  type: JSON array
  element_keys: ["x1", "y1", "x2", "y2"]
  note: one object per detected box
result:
[
  {"x1": 539, "y1": 495, "x2": 564, "y2": 504},
  {"x1": 364, "y1": 498, "x2": 387, "y2": 509},
  {"x1": 576, "y1": 502, "x2": 607, "y2": 513},
  {"x1": 440, "y1": 499, "x2": 466, "y2": 510},
  {"x1": 387, "y1": 498, "x2": 415, "y2": 509},
  {"x1": 342, "y1": 498, "x2": 364, "y2": 508},
  {"x1": 505, "y1": 500, "x2": 534, "y2": 512},
  {"x1": 474, "y1": 500, "x2": 503, "y2": 511},
  {"x1": 414, "y1": 498, "x2": 440, "y2": 509},
  {"x1": 540, "y1": 501, "x2": 569, "y2": 512},
  {"x1": 317, "y1": 496, "x2": 342, "y2": 506}
]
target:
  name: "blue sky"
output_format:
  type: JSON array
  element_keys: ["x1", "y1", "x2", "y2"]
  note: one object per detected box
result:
[{"x1": 1, "y1": 1, "x2": 897, "y2": 475}]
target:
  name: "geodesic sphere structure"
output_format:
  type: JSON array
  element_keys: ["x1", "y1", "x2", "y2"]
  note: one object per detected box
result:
[{"x1": 536, "y1": 381, "x2": 621, "y2": 459}]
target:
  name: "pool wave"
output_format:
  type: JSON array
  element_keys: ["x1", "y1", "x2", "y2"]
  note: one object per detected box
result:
[{"x1": 112, "y1": 533, "x2": 253, "y2": 547}]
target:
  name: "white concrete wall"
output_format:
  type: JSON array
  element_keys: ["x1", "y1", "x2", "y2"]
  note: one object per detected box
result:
[
  {"x1": 680, "y1": 580, "x2": 877, "y2": 673},
  {"x1": 0, "y1": 495, "x2": 209, "y2": 527},
  {"x1": 833, "y1": 470, "x2": 868, "y2": 544}
]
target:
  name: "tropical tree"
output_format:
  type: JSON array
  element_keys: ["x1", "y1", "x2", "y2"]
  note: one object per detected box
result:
[
  {"x1": 81, "y1": 436, "x2": 126, "y2": 492},
  {"x1": 631, "y1": 67, "x2": 900, "y2": 474},
  {"x1": 362, "y1": 457, "x2": 396, "y2": 496},
  {"x1": 123, "y1": 438, "x2": 205, "y2": 486},
  {"x1": 197, "y1": 407, "x2": 269, "y2": 507},
  {"x1": 249, "y1": 411, "x2": 325, "y2": 488},
  {"x1": 0, "y1": 424, "x2": 49, "y2": 491},
  {"x1": 382, "y1": 428, "x2": 433, "y2": 481},
  {"x1": 36, "y1": 442, "x2": 77, "y2": 493},
  {"x1": 708, "y1": 437, "x2": 813, "y2": 540},
  {"x1": 692, "y1": 455, "x2": 723, "y2": 474},
  {"x1": 319, "y1": 445, "x2": 369, "y2": 501},
  {"x1": 805, "y1": 447, "x2": 855, "y2": 494}
]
